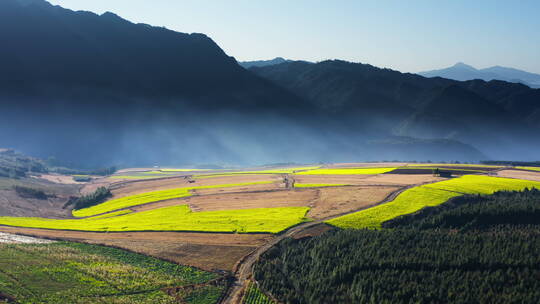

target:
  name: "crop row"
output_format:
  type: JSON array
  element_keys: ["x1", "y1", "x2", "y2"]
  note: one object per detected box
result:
[
  {"x1": 243, "y1": 282, "x2": 274, "y2": 304},
  {"x1": 0, "y1": 242, "x2": 218, "y2": 303}
]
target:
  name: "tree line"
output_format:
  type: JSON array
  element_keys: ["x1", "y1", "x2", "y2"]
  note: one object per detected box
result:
[{"x1": 254, "y1": 189, "x2": 540, "y2": 304}]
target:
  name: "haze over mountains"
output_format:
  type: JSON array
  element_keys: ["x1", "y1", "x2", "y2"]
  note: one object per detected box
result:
[
  {"x1": 239, "y1": 57, "x2": 291, "y2": 69},
  {"x1": 420, "y1": 63, "x2": 540, "y2": 88},
  {"x1": 0, "y1": 0, "x2": 539, "y2": 167}
]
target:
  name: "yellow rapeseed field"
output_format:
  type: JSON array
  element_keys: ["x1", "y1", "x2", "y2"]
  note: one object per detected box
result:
[{"x1": 327, "y1": 175, "x2": 540, "y2": 229}]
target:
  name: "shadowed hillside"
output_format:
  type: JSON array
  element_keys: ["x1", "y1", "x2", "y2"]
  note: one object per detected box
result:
[
  {"x1": 0, "y1": 0, "x2": 530, "y2": 166},
  {"x1": 251, "y1": 60, "x2": 540, "y2": 160}
]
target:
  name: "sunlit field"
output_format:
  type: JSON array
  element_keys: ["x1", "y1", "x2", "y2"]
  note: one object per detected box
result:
[
  {"x1": 327, "y1": 176, "x2": 540, "y2": 229},
  {"x1": 0, "y1": 205, "x2": 310, "y2": 233},
  {"x1": 73, "y1": 181, "x2": 274, "y2": 217}
]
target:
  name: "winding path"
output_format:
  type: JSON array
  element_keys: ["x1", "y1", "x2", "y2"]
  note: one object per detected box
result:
[{"x1": 220, "y1": 182, "x2": 420, "y2": 304}]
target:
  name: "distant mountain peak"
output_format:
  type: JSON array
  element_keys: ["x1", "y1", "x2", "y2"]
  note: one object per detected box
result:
[
  {"x1": 420, "y1": 62, "x2": 540, "y2": 88},
  {"x1": 101, "y1": 11, "x2": 129, "y2": 23},
  {"x1": 239, "y1": 57, "x2": 291, "y2": 69},
  {"x1": 452, "y1": 62, "x2": 476, "y2": 70}
]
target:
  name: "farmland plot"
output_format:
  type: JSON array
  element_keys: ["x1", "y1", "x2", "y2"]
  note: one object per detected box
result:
[
  {"x1": 73, "y1": 181, "x2": 274, "y2": 217},
  {"x1": 0, "y1": 205, "x2": 310, "y2": 233},
  {"x1": 0, "y1": 242, "x2": 221, "y2": 303},
  {"x1": 327, "y1": 175, "x2": 540, "y2": 229}
]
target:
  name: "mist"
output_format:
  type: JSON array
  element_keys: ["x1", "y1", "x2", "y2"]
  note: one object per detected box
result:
[{"x1": 1, "y1": 91, "x2": 516, "y2": 169}]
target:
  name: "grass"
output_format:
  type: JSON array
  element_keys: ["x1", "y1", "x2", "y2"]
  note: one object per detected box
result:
[
  {"x1": 294, "y1": 183, "x2": 348, "y2": 188},
  {"x1": 0, "y1": 242, "x2": 221, "y2": 303},
  {"x1": 0, "y1": 205, "x2": 310, "y2": 234},
  {"x1": 73, "y1": 181, "x2": 274, "y2": 217},
  {"x1": 295, "y1": 167, "x2": 397, "y2": 175},
  {"x1": 327, "y1": 175, "x2": 540, "y2": 229}
]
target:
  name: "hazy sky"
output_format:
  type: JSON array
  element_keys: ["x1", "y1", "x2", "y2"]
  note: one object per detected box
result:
[{"x1": 47, "y1": 0, "x2": 540, "y2": 74}]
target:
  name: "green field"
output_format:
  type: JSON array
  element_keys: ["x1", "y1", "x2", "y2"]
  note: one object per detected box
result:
[
  {"x1": 73, "y1": 181, "x2": 274, "y2": 217},
  {"x1": 243, "y1": 282, "x2": 274, "y2": 304},
  {"x1": 327, "y1": 175, "x2": 540, "y2": 229},
  {"x1": 294, "y1": 183, "x2": 348, "y2": 188},
  {"x1": 0, "y1": 242, "x2": 220, "y2": 304},
  {"x1": 0, "y1": 205, "x2": 310, "y2": 234},
  {"x1": 294, "y1": 167, "x2": 396, "y2": 175}
]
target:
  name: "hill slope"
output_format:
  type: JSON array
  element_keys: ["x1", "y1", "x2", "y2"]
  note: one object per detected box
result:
[
  {"x1": 239, "y1": 57, "x2": 292, "y2": 69},
  {"x1": 0, "y1": 0, "x2": 332, "y2": 167},
  {"x1": 251, "y1": 60, "x2": 540, "y2": 160},
  {"x1": 0, "y1": 0, "x2": 528, "y2": 165}
]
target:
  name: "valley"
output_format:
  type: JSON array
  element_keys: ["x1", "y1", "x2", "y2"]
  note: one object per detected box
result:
[{"x1": 1, "y1": 161, "x2": 540, "y2": 303}]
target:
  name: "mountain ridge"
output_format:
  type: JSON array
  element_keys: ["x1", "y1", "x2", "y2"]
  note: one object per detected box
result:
[
  {"x1": 0, "y1": 0, "x2": 536, "y2": 166},
  {"x1": 420, "y1": 62, "x2": 540, "y2": 88},
  {"x1": 251, "y1": 60, "x2": 540, "y2": 160}
]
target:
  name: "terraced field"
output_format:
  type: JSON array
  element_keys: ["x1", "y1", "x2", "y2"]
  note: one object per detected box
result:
[
  {"x1": 0, "y1": 205, "x2": 310, "y2": 233},
  {"x1": 327, "y1": 175, "x2": 540, "y2": 229},
  {"x1": 73, "y1": 181, "x2": 274, "y2": 217}
]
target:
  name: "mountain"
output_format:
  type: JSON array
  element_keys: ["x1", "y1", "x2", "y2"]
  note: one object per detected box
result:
[
  {"x1": 239, "y1": 57, "x2": 292, "y2": 69},
  {"x1": 0, "y1": 0, "x2": 533, "y2": 166},
  {"x1": 420, "y1": 63, "x2": 540, "y2": 88},
  {"x1": 0, "y1": 0, "x2": 330, "y2": 167},
  {"x1": 250, "y1": 60, "x2": 540, "y2": 160}
]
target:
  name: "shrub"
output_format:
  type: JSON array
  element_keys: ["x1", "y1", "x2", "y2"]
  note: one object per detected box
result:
[
  {"x1": 68, "y1": 187, "x2": 112, "y2": 211},
  {"x1": 13, "y1": 186, "x2": 47, "y2": 200}
]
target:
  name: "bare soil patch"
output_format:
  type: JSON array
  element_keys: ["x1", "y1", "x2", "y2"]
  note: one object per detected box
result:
[
  {"x1": 308, "y1": 186, "x2": 400, "y2": 219},
  {"x1": 0, "y1": 177, "x2": 80, "y2": 218},
  {"x1": 37, "y1": 174, "x2": 82, "y2": 184},
  {"x1": 497, "y1": 170, "x2": 540, "y2": 182},
  {"x1": 295, "y1": 174, "x2": 375, "y2": 185},
  {"x1": 0, "y1": 226, "x2": 272, "y2": 271},
  {"x1": 295, "y1": 174, "x2": 442, "y2": 187},
  {"x1": 292, "y1": 224, "x2": 334, "y2": 239},
  {"x1": 108, "y1": 174, "x2": 280, "y2": 199},
  {"x1": 132, "y1": 188, "x2": 318, "y2": 213},
  {"x1": 189, "y1": 182, "x2": 283, "y2": 196},
  {"x1": 325, "y1": 162, "x2": 408, "y2": 168},
  {"x1": 359, "y1": 174, "x2": 444, "y2": 185}
]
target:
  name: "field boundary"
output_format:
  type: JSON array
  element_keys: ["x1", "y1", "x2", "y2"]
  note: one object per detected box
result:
[{"x1": 220, "y1": 180, "x2": 428, "y2": 304}]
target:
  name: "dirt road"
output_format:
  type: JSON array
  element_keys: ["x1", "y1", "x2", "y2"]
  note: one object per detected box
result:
[{"x1": 220, "y1": 182, "x2": 416, "y2": 304}]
